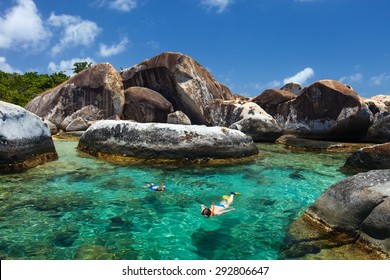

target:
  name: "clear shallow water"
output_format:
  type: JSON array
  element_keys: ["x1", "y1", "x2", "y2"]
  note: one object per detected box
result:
[{"x1": 0, "y1": 141, "x2": 349, "y2": 260}]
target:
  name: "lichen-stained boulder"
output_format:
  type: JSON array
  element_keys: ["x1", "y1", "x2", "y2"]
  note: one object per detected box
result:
[
  {"x1": 283, "y1": 170, "x2": 390, "y2": 259},
  {"x1": 276, "y1": 80, "x2": 373, "y2": 141},
  {"x1": 77, "y1": 120, "x2": 259, "y2": 161},
  {"x1": 25, "y1": 63, "x2": 124, "y2": 128},
  {"x1": 122, "y1": 87, "x2": 174, "y2": 123},
  {"x1": 249, "y1": 89, "x2": 296, "y2": 117},
  {"x1": 120, "y1": 52, "x2": 233, "y2": 125},
  {"x1": 0, "y1": 101, "x2": 58, "y2": 173},
  {"x1": 208, "y1": 100, "x2": 283, "y2": 142}
]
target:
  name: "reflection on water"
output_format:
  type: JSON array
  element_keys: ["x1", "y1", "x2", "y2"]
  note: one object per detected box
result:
[{"x1": 0, "y1": 141, "x2": 349, "y2": 260}]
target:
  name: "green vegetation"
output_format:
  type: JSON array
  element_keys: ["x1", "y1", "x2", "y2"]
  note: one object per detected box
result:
[
  {"x1": 0, "y1": 61, "x2": 94, "y2": 107},
  {"x1": 0, "y1": 70, "x2": 69, "y2": 107},
  {"x1": 72, "y1": 61, "x2": 92, "y2": 74}
]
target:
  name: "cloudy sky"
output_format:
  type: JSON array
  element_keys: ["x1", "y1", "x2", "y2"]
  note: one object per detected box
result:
[{"x1": 0, "y1": 0, "x2": 389, "y2": 97}]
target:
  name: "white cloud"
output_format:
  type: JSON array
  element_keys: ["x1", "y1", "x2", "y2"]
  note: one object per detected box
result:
[
  {"x1": 99, "y1": 38, "x2": 129, "y2": 57},
  {"x1": 94, "y1": 0, "x2": 137, "y2": 12},
  {"x1": 0, "y1": 0, "x2": 50, "y2": 50},
  {"x1": 0, "y1": 56, "x2": 21, "y2": 73},
  {"x1": 48, "y1": 57, "x2": 96, "y2": 76},
  {"x1": 109, "y1": 0, "x2": 137, "y2": 12},
  {"x1": 369, "y1": 73, "x2": 390, "y2": 86},
  {"x1": 339, "y1": 73, "x2": 363, "y2": 84},
  {"x1": 201, "y1": 0, "x2": 234, "y2": 13},
  {"x1": 48, "y1": 13, "x2": 101, "y2": 56},
  {"x1": 283, "y1": 67, "x2": 314, "y2": 85}
]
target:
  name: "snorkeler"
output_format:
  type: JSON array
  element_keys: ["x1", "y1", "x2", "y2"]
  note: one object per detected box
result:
[
  {"x1": 201, "y1": 192, "x2": 240, "y2": 217},
  {"x1": 145, "y1": 181, "x2": 166, "y2": 191}
]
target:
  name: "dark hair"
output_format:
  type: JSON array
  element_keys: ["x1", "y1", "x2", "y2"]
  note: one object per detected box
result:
[{"x1": 201, "y1": 208, "x2": 211, "y2": 217}]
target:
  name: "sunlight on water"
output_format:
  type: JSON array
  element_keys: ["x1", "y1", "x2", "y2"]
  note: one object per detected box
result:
[{"x1": 0, "y1": 141, "x2": 349, "y2": 260}]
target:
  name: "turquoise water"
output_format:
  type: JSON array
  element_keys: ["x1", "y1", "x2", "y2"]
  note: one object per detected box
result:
[{"x1": 0, "y1": 141, "x2": 349, "y2": 260}]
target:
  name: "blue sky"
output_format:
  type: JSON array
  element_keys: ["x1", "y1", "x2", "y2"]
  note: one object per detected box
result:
[{"x1": 0, "y1": 0, "x2": 389, "y2": 98}]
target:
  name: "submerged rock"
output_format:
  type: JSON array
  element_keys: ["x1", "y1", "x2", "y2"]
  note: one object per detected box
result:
[
  {"x1": 283, "y1": 170, "x2": 390, "y2": 259},
  {"x1": 78, "y1": 120, "x2": 258, "y2": 161},
  {"x1": 0, "y1": 101, "x2": 58, "y2": 173}
]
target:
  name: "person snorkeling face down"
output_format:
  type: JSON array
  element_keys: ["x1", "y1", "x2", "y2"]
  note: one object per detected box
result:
[{"x1": 201, "y1": 192, "x2": 238, "y2": 217}]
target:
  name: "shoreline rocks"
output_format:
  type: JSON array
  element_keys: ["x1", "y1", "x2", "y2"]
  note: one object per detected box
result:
[
  {"x1": 276, "y1": 135, "x2": 373, "y2": 153},
  {"x1": 0, "y1": 101, "x2": 58, "y2": 173},
  {"x1": 283, "y1": 169, "x2": 390, "y2": 259},
  {"x1": 344, "y1": 142, "x2": 390, "y2": 171},
  {"x1": 77, "y1": 120, "x2": 259, "y2": 162}
]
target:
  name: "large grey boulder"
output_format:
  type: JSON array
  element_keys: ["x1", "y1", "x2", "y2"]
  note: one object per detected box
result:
[
  {"x1": 208, "y1": 100, "x2": 283, "y2": 142},
  {"x1": 283, "y1": 170, "x2": 390, "y2": 259},
  {"x1": 120, "y1": 52, "x2": 233, "y2": 125},
  {"x1": 78, "y1": 121, "x2": 258, "y2": 160},
  {"x1": 276, "y1": 80, "x2": 373, "y2": 141},
  {"x1": 0, "y1": 101, "x2": 58, "y2": 173},
  {"x1": 25, "y1": 63, "x2": 124, "y2": 129}
]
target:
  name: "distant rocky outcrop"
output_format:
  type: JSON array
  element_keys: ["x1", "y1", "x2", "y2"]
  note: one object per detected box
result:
[
  {"x1": 207, "y1": 100, "x2": 283, "y2": 142},
  {"x1": 122, "y1": 87, "x2": 174, "y2": 123},
  {"x1": 280, "y1": 82, "x2": 303, "y2": 95},
  {"x1": 78, "y1": 120, "x2": 258, "y2": 161},
  {"x1": 283, "y1": 169, "x2": 390, "y2": 259},
  {"x1": 249, "y1": 89, "x2": 296, "y2": 117},
  {"x1": 120, "y1": 52, "x2": 233, "y2": 125},
  {"x1": 25, "y1": 63, "x2": 124, "y2": 131},
  {"x1": 0, "y1": 101, "x2": 57, "y2": 173},
  {"x1": 276, "y1": 80, "x2": 373, "y2": 141},
  {"x1": 344, "y1": 143, "x2": 390, "y2": 171}
]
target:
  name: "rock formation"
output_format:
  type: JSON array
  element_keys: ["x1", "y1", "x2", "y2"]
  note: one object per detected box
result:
[
  {"x1": 120, "y1": 52, "x2": 233, "y2": 125},
  {"x1": 78, "y1": 120, "x2": 259, "y2": 161},
  {"x1": 122, "y1": 87, "x2": 174, "y2": 123},
  {"x1": 208, "y1": 100, "x2": 283, "y2": 142},
  {"x1": 344, "y1": 143, "x2": 390, "y2": 171},
  {"x1": 276, "y1": 80, "x2": 373, "y2": 141},
  {"x1": 249, "y1": 89, "x2": 296, "y2": 117},
  {"x1": 25, "y1": 63, "x2": 124, "y2": 131},
  {"x1": 283, "y1": 169, "x2": 390, "y2": 259},
  {"x1": 0, "y1": 101, "x2": 57, "y2": 173},
  {"x1": 280, "y1": 82, "x2": 303, "y2": 95},
  {"x1": 167, "y1": 111, "x2": 191, "y2": 125},
  {"x1": 366, "y1": 115, "x2": 390, "y2": 143}
]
